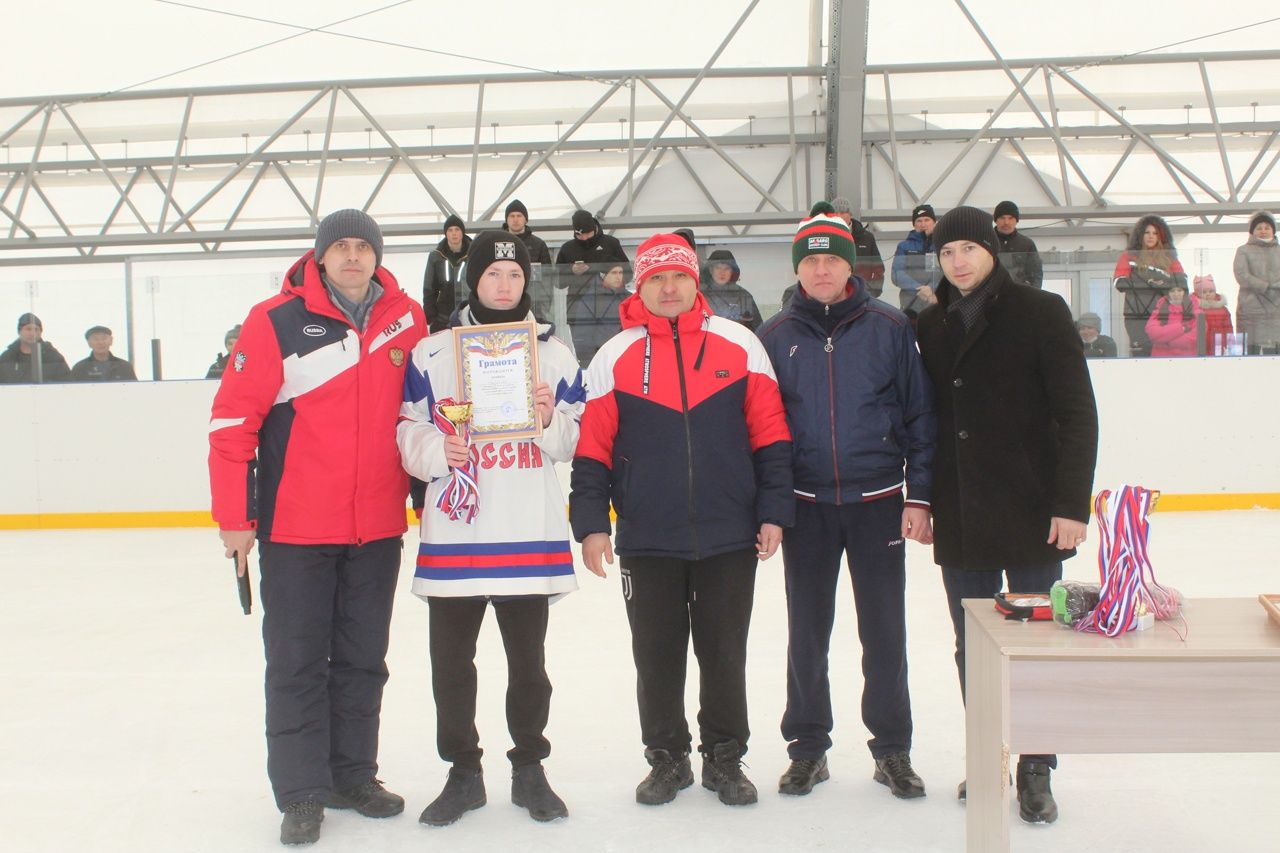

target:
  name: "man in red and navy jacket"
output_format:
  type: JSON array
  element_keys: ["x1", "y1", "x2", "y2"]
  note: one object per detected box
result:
[
  {"x1": 569, "y1": 233, "x2": 792, "y2": 808},
  {"x1": 209, "y1": 209, "x2": 425, "y2": 845},
  {"x1": 758, "y1": 211, "x2": 936, "y2": 802}
]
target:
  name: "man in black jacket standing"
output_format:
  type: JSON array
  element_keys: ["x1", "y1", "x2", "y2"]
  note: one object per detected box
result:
[
  {"x1": 423, "y1": 214, "x2": 472, "y2": 332},
  {"x1": 992, "y1": 201, "x2": 1044, "y2": 288},
  {"x1": 555, "y1": 210, "x2": 629, "y2": 312},
  {"x1": 915, "y1": 206, "x2": 1098, "y2": 826}
]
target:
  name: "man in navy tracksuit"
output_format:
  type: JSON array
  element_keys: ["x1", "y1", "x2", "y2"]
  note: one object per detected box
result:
[{"x1": 758, "y1": 212, "x2": 936, "y2": 800}]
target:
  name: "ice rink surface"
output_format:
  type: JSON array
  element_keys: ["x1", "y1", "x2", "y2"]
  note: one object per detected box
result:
[{"x1": 2, "y1": 510, "x2": 1276, "y2": 852}]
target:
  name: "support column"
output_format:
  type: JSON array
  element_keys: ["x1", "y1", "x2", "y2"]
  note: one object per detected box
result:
[{"x1": 825, "y1": 0, "x2": 869, "y2": 208}]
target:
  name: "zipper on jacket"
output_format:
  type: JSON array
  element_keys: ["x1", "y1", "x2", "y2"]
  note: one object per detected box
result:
[
  {"x1": 671, "y1": 321, "x2": 701, "y2": 559},
  {"x1": 826, "y1": 336, "x2": 841, "y2": 505}
]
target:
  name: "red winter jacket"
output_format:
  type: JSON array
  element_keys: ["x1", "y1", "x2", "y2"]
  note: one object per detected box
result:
[
  {"x1": 569, "y1": 291, "x2": 793, "y2": 560},
  {"x1": 209, "y1": 252, "x2": 426, "y2": 545}
]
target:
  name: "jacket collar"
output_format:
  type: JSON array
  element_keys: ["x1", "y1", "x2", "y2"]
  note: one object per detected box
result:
[
  {"x1": 283, "y1": 250, "x2": 406, "y2": 331},
  {"x1": 619, "y1": 290, "x2": 711, "y2": 337}
]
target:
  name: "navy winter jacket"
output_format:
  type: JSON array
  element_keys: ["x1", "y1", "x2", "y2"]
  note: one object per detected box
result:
[{"x1": 758, "y1": 279, "x2": 935, "y2": 507}]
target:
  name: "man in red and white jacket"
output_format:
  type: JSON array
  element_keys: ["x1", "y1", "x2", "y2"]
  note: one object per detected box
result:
[
  {"x1": 209, "y1": 209, "x2": 425, "y2": 845},
  {"x1": 569, "y1": 233, "x2": 793, "y2": 808}
]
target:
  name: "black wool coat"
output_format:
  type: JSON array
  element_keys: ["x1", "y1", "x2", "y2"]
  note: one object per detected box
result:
[{"x1": 915, "y1": 264, "x2": 1099, "y2": 571}]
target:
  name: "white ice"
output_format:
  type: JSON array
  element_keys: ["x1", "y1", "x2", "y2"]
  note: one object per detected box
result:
[{"x1": 2, "y1": 510, "x2": 1276, "y2": 852}]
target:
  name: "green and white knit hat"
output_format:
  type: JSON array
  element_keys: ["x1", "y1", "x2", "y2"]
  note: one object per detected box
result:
[{"x1": 792, "y1": 213, "x2": 856, "y2": 271}]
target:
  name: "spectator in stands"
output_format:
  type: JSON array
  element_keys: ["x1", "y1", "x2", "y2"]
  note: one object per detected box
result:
[
  {"x1": 831, "y1": 196, "x2": 886, "y2": 298},
  {"x1": 0, "y1": 313, "x2": 71, "y2": 383},
  {"x1": 556, "y1": 210, "x2": 629, "y2": 312},
  {"x1": 992, "y1": 201, "x2": 1043, "y2": 288},
  {"x1": 1077, "y1": 313, "x2": 1116, "y2": 359},
  {"x1": 891, "y1": 204, "x2": 940, "y2": 313},
  {"x1": 1145, "y1": 280, "x2": 1200, "y2": 357},
  {"x1": 568, "y1": 262, "x2": 630, "y2": 366},
  {"x1": 1233, "y1": 211, "x2": 1280, "y2": 354},
  {"x1": 1192, "y1": 275, "x2": 1234, "y2": 356},
  {"x1": 206, "y1": 325, "x2": 241, "y2": 380},
  {"x1": 674, "y1": 228, "x2": 698, "y2": 253},
  {"x1": 424, "y1": 215, "x2": 472, "y2": 333},
  {"x1": 1114, "y1": 215, "x2": 1186, "y2": 357},
  {"x1": 702, "y1": 249, "x2": 762, "y2": 331},
  {"x1": 503, "y1": 199, "x2": 555, "y2": 321},
  {"x1": 71, "y1": 325, "x2": 137, "y2": 381},
  {"x1": 502, "y1": 199, "x2": 553, "y2": 265}
]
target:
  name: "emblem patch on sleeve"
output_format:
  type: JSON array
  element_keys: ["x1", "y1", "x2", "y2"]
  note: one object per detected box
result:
[
  {"x1": 233, "y1": 351, "x2": 247, "y2": 372},
  {"x1": 389, "y1": 347, "x2": 405, "y2": 367}
]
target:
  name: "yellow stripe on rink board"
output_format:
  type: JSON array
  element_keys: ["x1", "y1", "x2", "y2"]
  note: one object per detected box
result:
[
  {"x1": 1151, "y1": 493, "x2": 1280, "y2": 512},
  {"x1": 0, "y1": 511, "x2": 218, "y2": 530},
  {"x1": 0, "y1": 494, "x2": 1276, "y2": 530}
]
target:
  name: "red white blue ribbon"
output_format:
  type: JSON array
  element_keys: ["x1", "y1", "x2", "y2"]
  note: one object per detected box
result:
[
  {"x1": 1077, "y1": 485, "x2": 1181, "y2": 636},
  {"x1": 432, "y1": 398, "x2": 479, "y2": 525}
]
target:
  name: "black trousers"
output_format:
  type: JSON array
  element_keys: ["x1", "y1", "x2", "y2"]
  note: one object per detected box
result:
[
  {"x1": 427, "y1": 596, "x2": 552, "y2": 769},
  {"x1": 258, "y1": 537, "x2": 401, "y2": 810},
  {"x1": 781, "y1": 497, "x2": 913, "y2": 760},
  {"x1": 940, "y1": 562, "x2": 1061, "y2": 770},
  {"x1": 620, "y1": 548, "x2": 757, "y2": 757}
]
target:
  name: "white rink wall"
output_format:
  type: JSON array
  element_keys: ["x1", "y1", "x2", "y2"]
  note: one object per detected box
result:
[{"x1": 0, "y1": 357, "x2": 1277, "y2": 518}]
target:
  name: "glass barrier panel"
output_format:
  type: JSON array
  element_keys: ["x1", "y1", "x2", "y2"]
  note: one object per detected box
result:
[{"x1": 0, "y1": 275, "x2": 133, "y2": 383}]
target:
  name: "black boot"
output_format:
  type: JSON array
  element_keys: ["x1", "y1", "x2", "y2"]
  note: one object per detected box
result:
[
  {"x1": 327, "y1": 778, "x2": 404, "y2": 818},
  {"x1": 778, "y1": 755, "x2": 829, "y2": 796},
  {"x1": 700, "y1": 740, "x2": 758, "y2": 806},
  {"x1": 1016, "y1": 762, "x2": 1058, "y2": 824},
  {"x1": 511, "y1": 763, "x2": 568, "y2": 822},
  {"x1": 280, "y1": 799, "x2": 323, "y2": 846},
  {"x1": 635, "y1": 749, "x2": 694, "y2": 805},
  {"x1": 419, "y1": 766, "x2": 486, "y2": 827},
  {"x1": 872, "y1": 751, "x2": 926, "y2": 799}
]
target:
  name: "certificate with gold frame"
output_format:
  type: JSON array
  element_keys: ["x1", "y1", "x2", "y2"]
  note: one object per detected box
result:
[{"x1": 454, "y1": 321, "x2": 541, "y2": 441}]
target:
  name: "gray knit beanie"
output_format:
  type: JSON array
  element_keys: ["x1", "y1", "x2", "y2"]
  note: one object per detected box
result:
[{"x1": 314, "y1": 209, "x2": 384, "y2": 267}]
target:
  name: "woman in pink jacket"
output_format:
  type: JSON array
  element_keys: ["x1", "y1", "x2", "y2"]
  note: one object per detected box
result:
[{"x1": 1145, "y1": 280, "x2": 1200, "y2": 357}]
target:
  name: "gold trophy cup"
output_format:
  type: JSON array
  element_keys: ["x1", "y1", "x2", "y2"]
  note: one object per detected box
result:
[{"x1": 439, "y1": 401, "x2": 473, "y2": 430}]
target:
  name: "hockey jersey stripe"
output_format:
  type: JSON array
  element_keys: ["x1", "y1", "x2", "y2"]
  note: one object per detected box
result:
[
  {"x1": 417, "y1": 550, "x2": 571, "y2": 568},
  {"x1": 414, "y1": 562, "x2": 575, "y2": 581},
  {"x1": 418, "y1": 539, "x2": 571, "y2": 556}
]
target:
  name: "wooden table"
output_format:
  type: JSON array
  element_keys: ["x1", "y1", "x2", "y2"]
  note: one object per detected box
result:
[{"x1": 963, "y1": 596, "x2": 1280, "y2": 852}]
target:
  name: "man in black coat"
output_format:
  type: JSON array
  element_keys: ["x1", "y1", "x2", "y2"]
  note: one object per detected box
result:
[
  {"x1": 0, "y1": 313, "x2": 71, "y2": 383},
  {"x1": 555, "y1": 210, "x2": 629, "y2": 312},
  {"x1": 992, "y1": 200, "x2": 1044, "y2": 288},
  {"x1": 70, "y1": 325, "x2": 137, "y2": 381},
  {"x1": 423, "y1": 214, "x2": 472, "y2": 333},
  {"x1": 915, "y1": 206, "x2": 1098, "y2": 826}
]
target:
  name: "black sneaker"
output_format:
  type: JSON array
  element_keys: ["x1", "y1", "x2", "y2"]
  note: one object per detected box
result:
[
  {"x1": 419, "y1": 766, "x2": 486, "y2": 827},
  {"x1": 511, "y1": 763, "x2": 568, "y2": 822},
  {"x1": 635, "y1": 748, "x2": 694, "y2": 805},
  {"x1": 779, "y1": 755, "x2": 829, "y2": 796},
  {"x1": 872, "y1": 752, "x2": 926, "y2": 799},
  {"x1": 280, "y1": 799, "x2": 323, "y2": 846},
  {"x1": 328, "y1": 778, "x2": 404, "y2": 818},
  {"x1": 700, "y1": 740, "x2": 758, "y2": 806},
  {"x1": 1016, "y1": 762, "x2": 1058, "y2": 824}
]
